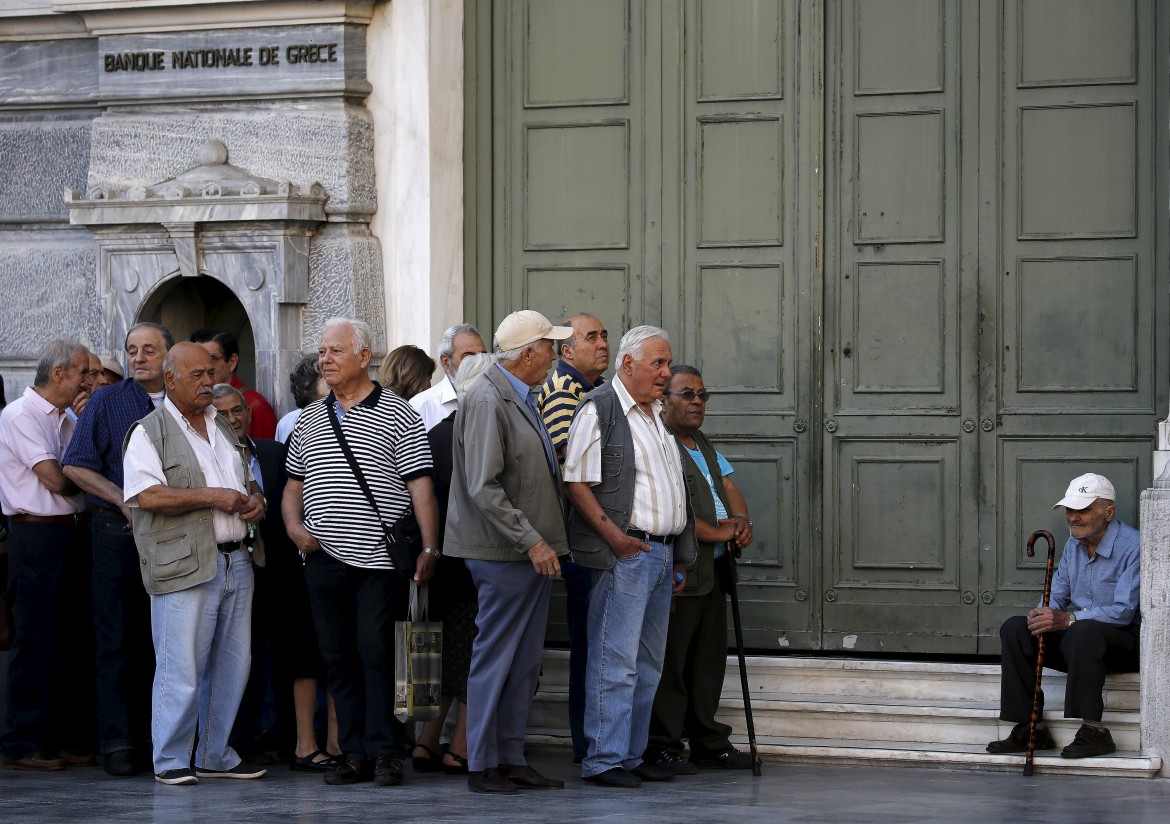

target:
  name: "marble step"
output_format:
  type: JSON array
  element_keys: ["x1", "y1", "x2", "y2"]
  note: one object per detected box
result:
[{"x1": 529, "y1": 650, "x2": 1154, "y2": 777}]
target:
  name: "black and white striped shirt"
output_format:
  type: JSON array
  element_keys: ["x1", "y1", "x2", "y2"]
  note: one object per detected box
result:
[{"x1": 286, "y1": 383, "x2": 432, "y2": 569}]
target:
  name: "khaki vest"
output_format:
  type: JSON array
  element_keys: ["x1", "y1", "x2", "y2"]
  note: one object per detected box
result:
[{"x1": 122, "y1": 405, "x2": 264, "y2": 595}]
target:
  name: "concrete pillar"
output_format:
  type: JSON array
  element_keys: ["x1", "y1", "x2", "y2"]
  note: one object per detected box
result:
[{"x1": 1139, "y1": 486, "x2": 1170, "y2": 775}]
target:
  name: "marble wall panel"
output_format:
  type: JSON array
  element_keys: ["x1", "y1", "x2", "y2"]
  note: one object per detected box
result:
[
  {"x1": 0, "y1": 37, "x2": 97, "y2": 105},
  {"x1": 86, "y1": 100, "x2": 376, "y2": 218},
  {"x1": 0, "y1": 232, "x2": 102, "y2": 356},
  {"x1": 305, "y1": 224, "x2": 386, "y2": 354},
  {"x1": 0, "y1": 114, "x2": 96, "y2": 222}
]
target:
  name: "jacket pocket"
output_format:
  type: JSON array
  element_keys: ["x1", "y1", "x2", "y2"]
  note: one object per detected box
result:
[
  {"x1": 597, "y1": 446, "x2": 623, "y2": 493},
  {"x1": 147, "y1": 525, "x2": 200, "y2": 582},
  {"x1": 162, "y1": 460, "x2": 193, "y2": 490}
]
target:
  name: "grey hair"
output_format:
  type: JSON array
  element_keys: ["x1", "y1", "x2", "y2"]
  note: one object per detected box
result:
[
  {"x1": 34, "y1": 339, "x2": 86, "y2": 387},
  {"x1": 211, "y1": 383, "x2": 245, "y2": 404},
  {"x1": 617, "y1": 325, "x2": 669, "y2": 364},
  {"x1": 437, "y1": 323, "x2": 483, "y2": 361},
  {"x1": 322, "y1": 317, "x2": 372, "y2": 355},
  {"x1": 124, "y1": 321, "x2": 174, "y2": 351},
  {"x1": 556, "y1": 314, "x2": 594, "y2": 356},
  {"x1": 496, "y1": 343, "x2": 534, "y2": 366},
  {"x1": 454, "y1": 352, "x2": 494, "y2": 395}
]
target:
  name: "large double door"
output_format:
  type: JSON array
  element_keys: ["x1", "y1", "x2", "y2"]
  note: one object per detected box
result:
[{"x1": 465, "y1": 0, "x2": 1167, "y2": 654}]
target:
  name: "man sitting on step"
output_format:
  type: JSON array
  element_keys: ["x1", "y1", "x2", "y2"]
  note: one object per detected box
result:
[{"x1": 987, "y1": 473, "x2": 1140, "y2": 759}]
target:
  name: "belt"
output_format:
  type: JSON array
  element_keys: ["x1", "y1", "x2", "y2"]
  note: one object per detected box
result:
[
  {"x1": 10, "y1": 512, "x2": 88, "y2": 526},
  {"x1": 626, "y1": 527, "x2": 676, "y2": 545},
  {"x1": 217, "y1": 541, "x2": 243, "y2": 553}
]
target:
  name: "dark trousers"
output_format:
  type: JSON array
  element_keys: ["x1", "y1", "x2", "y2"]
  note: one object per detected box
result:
[
  {"x1": 304, "y1": 550, "x2": 406, "y2": 761},
  {"x1": 1, "y1": 520, "x2": 94, "y2": 758},
  {"x1": 91, "y1": 510, "x2": 154, "y2": 754},
  {"x1": 999, "y1": 614, "x2": 1140, "y2": 724},
  {"x1": 231, "y1": 564, "x2": 296, "y2": 755},
  {"x1": 648, "y1": 553, "x2": 733, "y2": 755},
  {"x1": 562, "y1": 557, "x2": 593, "y2": 762}
]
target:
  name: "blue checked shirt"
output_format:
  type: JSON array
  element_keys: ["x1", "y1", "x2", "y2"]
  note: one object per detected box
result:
[
  {"x1": 1046, "y1": 518, "x2": 1140, "y2": 626},
  {"x1": 61, "y1": 378, "x2": 155, "y2": 511}
]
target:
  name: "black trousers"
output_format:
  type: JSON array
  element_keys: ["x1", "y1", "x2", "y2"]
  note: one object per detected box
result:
[
  {"x1": 90, "y1": 511, "x2": 154, "y2": 755},
  {"x1": 647, "y1": 553, "x2": 734, "y2": 756},
  {"x1": 1, "y1": 520, "x2": 94, "y2": 758},
  {"x1": 304, "y1": 550, "x2": 406, "y2": 761},
  {"x1": 999, "y1": 614, "x2": 1139, "y2": 724}
]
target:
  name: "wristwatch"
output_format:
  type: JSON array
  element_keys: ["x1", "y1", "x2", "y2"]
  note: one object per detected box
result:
[
  {"x1": 422, "y1": 547, "x2": 441, "y2": 559},
  {"x1": 1067, "y1": 611, "x2": 1077, "y2": 624}
]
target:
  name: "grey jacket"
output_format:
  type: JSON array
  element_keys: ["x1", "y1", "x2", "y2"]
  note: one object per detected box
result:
[{"x1": 443, "y1": 364, "x2": 569, "y2": 561}]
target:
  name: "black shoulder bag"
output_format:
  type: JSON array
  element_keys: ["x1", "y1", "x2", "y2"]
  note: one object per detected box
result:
[{"x1": 325, "y1": 402, "x2": 422, "y2": 577}]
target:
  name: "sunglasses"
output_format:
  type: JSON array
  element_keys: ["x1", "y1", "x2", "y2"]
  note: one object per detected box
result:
[{"x1": 664, "y1": 389, "x2": 710, "y2": 402}]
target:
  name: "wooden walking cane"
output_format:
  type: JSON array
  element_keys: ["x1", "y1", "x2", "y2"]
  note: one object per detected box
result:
[
  {"x1": 1023, "y1": 529, "x2": 1056, "y2": 777},
  {"x1": 727, "y1": 543, "x2": 763, "y2": 776}
]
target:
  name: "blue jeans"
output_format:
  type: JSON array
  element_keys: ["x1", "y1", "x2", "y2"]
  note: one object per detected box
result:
[
  {"x1": 149, "y1": 549, "x2": 253, "y2": 774},
  {"x1": 582, "y1": 540, "x2": 674, "y2": 777}
]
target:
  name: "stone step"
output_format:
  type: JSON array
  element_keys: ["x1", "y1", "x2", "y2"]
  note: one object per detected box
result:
[{"x1": 530, "y1": 650, "x2": 1153, "y2": 777}]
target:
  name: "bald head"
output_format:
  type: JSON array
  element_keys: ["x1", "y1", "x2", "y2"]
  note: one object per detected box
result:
[{"x1": 164, "y1": 342, "x2": 218, "y2": 415}]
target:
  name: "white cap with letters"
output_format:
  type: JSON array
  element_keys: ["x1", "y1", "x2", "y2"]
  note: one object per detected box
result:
[{"x1": 1053, "y1": 473, "x2": 1116, "y2": 510}]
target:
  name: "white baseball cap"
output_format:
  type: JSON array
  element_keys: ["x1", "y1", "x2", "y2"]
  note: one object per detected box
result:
[
  {"x1": 494, "y1": 310, "x2": 572, "y2": 352},
  {"x1": 1053, "y1": 472, "x2": 1116, "y2": 510}
]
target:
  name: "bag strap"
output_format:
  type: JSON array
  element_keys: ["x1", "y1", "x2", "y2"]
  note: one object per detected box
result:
[{"x1": 325, "y1": 397, "x2": 388, "y2": 531}]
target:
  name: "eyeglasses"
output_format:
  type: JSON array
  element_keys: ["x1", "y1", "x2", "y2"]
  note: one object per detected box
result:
[{"x1": 664, "y1": 389, "x2": 710, "y2": 402}]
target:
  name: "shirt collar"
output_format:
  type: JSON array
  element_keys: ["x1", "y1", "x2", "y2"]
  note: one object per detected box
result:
[
  {"x1": 326, "y1": 381, "x2": 383, "y2": 410},
  {"x1": 1083, "y1": 518, "x2": 1121, "y2": 559},
  {"x1": 437, "y1": 375, "x2": 458, "y2": 404},
  {"x1": 555, "y1": 359, "x2": 605, "y2": 391},
  {"x1": 496, "y1": 363, "x2": 535, "y2": 403},
  {"x1": 613, "y1": 374, "x2": 661, "y2": 418},
  {"x1": 23, "y1": 385, "x2": 65, "y2": 416},
  {"x1": 162, "y1": 396, "x2": 218, "y2": 432}
]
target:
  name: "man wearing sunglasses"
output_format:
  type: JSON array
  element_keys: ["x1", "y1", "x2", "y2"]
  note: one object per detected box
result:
[{"x1": 644, "y1": 364, "x2": 756, "y2": 772}]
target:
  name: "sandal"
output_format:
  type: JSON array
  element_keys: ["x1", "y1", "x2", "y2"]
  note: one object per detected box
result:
[
  {"x1": 442, "y1": 751, "x2": 469, "y2": 775},
  {"x1": 290, "y1": 750, "x2": 338, "y2": 772},
  {"x1": 411, "y1": 744, "x2": 443, "y2": 773}
]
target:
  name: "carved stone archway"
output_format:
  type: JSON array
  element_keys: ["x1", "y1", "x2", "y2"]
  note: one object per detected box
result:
[{"x1": 66, "y1": 140, "x2": 327, "y2": 411}]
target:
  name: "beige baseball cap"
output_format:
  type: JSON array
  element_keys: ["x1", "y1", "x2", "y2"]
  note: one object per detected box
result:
[
  {"x1": 99, "y1": 353, "x2": 125, "y2": 379},
  {"x1": 1053, "y1": 472, "x2": 1116, "y2": 510},
  {"x1": 494, "y1": 310, "x2": 572, "y2": 352}
]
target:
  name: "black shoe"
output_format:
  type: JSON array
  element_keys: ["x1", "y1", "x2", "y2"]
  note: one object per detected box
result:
[
  {"x1": 499, "y1": 763, "x2": 564, "y2": 789},
  {"x1": 154, "y1": 768, "x2": 197, "y2": 785},
  {"x1": 1061, "y1": 725, "x2": 1116, "y2": 759},
  {"x1": 324, "y1": 758, "x2": 373, "y2": 785},
  {"x1": 103, "y1": 749, "x2": 139, "y2": 777},
  {"x1": 583, "y1": 767, "x2": 642, "y2": 788},
  {"x1": 195, "y1": 763, "x2": 267, "y2": 779},
  {"x1": 643, "y1": 747, "x2": 698, "y2": 776},
  {"x1": 374, "y1": 754, "x2": 404, "y2": 786},
  {"x1": 690, "y1": 747, "x2": 756, "y2": 770},
  {"x1": 986, "y1": 722, "x2": 1057, "y2": 754},
  {"x1": 290, "y1": 750, "x2": 338, "y2": 772},
  {"x1": 468, "y1": 768, "x2": 519, "y2": 794},
  {"x1": 630, "y1": 762, "x2": 675, "y2": 782}
]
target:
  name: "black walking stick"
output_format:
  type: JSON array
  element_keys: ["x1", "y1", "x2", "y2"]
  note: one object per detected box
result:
[
  {"x1": 727, "y1": 543, "x2": 763, "y2": 776},
  {"x1": 1023, "y1": 529, "x2": 1056, "y2": 777}
]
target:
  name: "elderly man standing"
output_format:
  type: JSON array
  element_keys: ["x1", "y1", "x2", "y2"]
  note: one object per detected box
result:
[
  {"x1": 63, "y1": 321, "x2": 171, "y2": 777},
  {"x1": 537, "y1": 313, "x2": 609, "y2": 764},
  {"x1": 646, "y1": 364, "x2": 755, "y2": 772},
  {"x1": 0, "y1": 340, "x2": 91, "y2": 771},
  {"x1": 410, "y1": 323, "x2": 486, "y2": 431},
  {"x1": 564, "y1": 325, "x2": 695, "y2": 788},
  {"x1": 123, "y1": 342, "x2": 267, "y2": 785},
  {"x1": 445, "y1": 310, "x2": 571, "y2": 795},
  {"x1": 987, "y1": 473, "x2": 1140, "y2": 759},
  {"x1": 283, "y1": 317, "x2": 440, "y2": 788}
]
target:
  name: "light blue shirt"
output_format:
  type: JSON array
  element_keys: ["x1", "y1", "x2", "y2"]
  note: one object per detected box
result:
[
  {"x1": 1046, "y1": 518, "x2": 1140, "y2": 625},
  {"x1": 496, "y1": 363, "x2": 556, "y2": 472},
  {"x1": 681, "y1": 443, "x2": 734, "y2": 558}
]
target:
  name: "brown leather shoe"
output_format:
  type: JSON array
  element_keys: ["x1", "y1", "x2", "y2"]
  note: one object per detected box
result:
[
  {"x1": 468, "y1": 767, "x2": 519, "y2": 794},
  {"x1": 986, "y1": 722, "x2": 1056, "y2": 754},
  {"x1": 498, "y1": 763, "x2": 564, "y2": 789},
  {"x1": 3, "y1": 753, "x2": 66, "y2": 771},
  {"x1": 63, "y1": 752, "x2": 96, "y2": 767},
  {"x1": 1061, "y1": 724, "x2": 1116, "y2": 759}
]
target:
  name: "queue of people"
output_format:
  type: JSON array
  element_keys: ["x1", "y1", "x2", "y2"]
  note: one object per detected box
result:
[{"x1": 0, "y1": 312, "x2": 1143, "y2": 790}]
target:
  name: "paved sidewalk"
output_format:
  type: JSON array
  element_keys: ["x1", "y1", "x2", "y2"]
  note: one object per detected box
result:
[{"x1": 4, "y1": 750, "x2": 1170, "y2": 823}]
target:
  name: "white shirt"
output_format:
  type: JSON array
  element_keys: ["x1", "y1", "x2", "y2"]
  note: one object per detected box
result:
[
  {"x1": 275, "y1": 408, "x2": 301, "y2": 443},
  {"x1": 409, "y1": 375, "x2": 458, "y2": 432},
  {"x1": 0, "y1": 386, "x2": 84, "y2": 516},
  {"x1": 563, "y1": 375, "x2": 687, "y2": 536},
  {"x1": 123, "y1": 398, "x2": 249, "y2": 543}
]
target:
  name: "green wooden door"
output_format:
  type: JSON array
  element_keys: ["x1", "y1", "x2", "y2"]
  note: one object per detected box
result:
[{"x1": 465, "y1": 0, "x2": 1167, "y2": 654}]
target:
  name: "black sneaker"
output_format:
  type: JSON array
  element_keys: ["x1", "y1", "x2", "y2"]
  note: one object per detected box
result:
[
  {"x1": 986, "y1": 722, "x2": 1057, "y2": 754},
  {"x1": 195, "y1": 763, "x2": 267, "y2": 779},
  {"x1": 629, "y1": 762, "x2": 675, "y2": 782},
  {"x1": 324, "y1": 758, "x2": 373, "y2": 785},
  {"x1": 374, "y1": 754, "x2": 404, "y2": 786},
  {"x1": 104, "y1": 750, "x2": 138, "y2": 777},
  {"x1": 642, "y1": 748, "x2": 698, "y2": 776},
  {"x1": 690, "y1": 747, "x2": 756, "y2": 770},
  {"x1": 155, "y1": 768, "x2": 197, "y2": 785},
  {"x1": 583, "y1": 767, "x2": 641, "y2": 788},
  {"x1": 1061, "y1": 724, "x2": 1116, "y2": 759}
]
